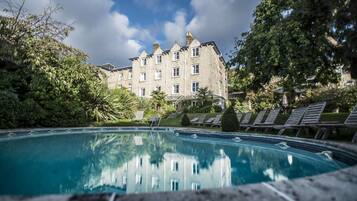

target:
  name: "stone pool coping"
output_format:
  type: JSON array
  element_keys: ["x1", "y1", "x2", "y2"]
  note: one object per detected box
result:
[{"x1": 0, "y1": 126, "x2": 357, "y2": 201}]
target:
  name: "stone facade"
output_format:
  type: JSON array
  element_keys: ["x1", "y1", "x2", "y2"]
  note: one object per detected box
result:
[{"x1": 98, "y1": 32, "x2": 228, "y2": 106}]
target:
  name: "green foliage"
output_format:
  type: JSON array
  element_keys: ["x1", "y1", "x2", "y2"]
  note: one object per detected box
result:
[
  {"x1": 161, "y1": 104, "x2": 176, "y2": 118},
  {"x1": 182, "y1": 87, "x2": 223, "y2": 113},
  {"x1": 110, "y1": 88, "x2": 139, "y2": 119},
  {"x1": 234, "y1": 101, "x2": 251, "y2": 113},
  {"x1": 233, "y1": 82, "x2": 280, "y2": 112},
  {"x1": 150, "y1": 90, "x2": 168, "y2": 112},
  {"x1": 181, "y1": 113, "x2": 191, "y2": 127},
  {"x1": 212, "y1": 105, "x2": 223, "y2": 113},
  {"x1": 0, "y1": 5, "x2": 132, "y2": 128},
  {"x1": 229, "y1": 0, "x2": 356, "y2": 94},
  {"x1": 295, "y1": 86, "x2": 357, "y2": 112},
  {"x1": 221, "y1": 106, "x2": 239, "y2": 132},
  {"x1": 196, "y1": 87, "x2": 214, "y2": 107}
]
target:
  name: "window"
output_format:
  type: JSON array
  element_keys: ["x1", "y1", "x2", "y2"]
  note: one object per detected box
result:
[
  {"x1": 136, "y1": 157, "x2": 143, "y2": 168},
  {"x1": 141, "y1": 58, "x2": 147, "y2": 66},
  {"x1": 136, "y1": 174, "x2": 142, "y2": 184},
  {"x1": 140, "y1": 88, "x2": 146, "y2": 97},
  {"x1": 192, "y1": 82, "x2": 199, "y2": 92},
  {"x1": 152, "y1": 163, "x2": 159, "y2": 169},
  {"x1": 128, "y1": 70, "x2": 132, "y2": 79},
  {"x1": 192, "y1": 163, "x2": 200, "y2": 175},
  {"x1": 171, "y1": 160, "x2": 179, "y2": 171},
  {"x1": 172, "y1": 84, "x2": 180, "y2": 94},
  {"x1": 156, "y1": 86, "x2": 161, "y2": 91},
  {"x1": 170, "y1": 179, "x2": 179, "y2": 191},
  {"x1": 192, "y1": 47, "x2": 199, "y2": 57},
  {"x1": 192, "y1": 183, "x2": 201, "y2": 190},
  {"x1": 152, "y1": 176, "x2": 159, "y2": 189},
  {"x1": 140, "y1": 72, "x2": 146, "y2": 81},
  {"x1": 191, "y1": 101, "x2": 198, "y2": 107},
  {"x1": 155, "y1": 70, "x2": 162, "y2": 80},
  {"x1": 173, "y1": 52, "x2": 180, "y2": 61},
  {"x1": 128, "y1": 83, "x2": 132, "y2": 91},
  {"x1": 172, "y1": 67, "x2": 180, "y2": 77},
  {"x1": 122, "y1": 176, "x2": 127, "y2": 186},
  {"x1": 192, "y1": 64, "x2": 199, "y2": 74},
  {"x1": 156, "y1": 55, "x2": 162, "y2": 64},
  {"x1": 118, "y1": 73, "x2": 123, "y2": 81}
]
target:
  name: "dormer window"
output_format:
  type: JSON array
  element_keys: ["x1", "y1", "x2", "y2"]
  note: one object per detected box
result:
[
  {"x1": 173, "y1": 52, "x2": 180, "y2": 61},
  {"x1": 155, "y1": 55, "x2": 162, "y2": 64},
  {"x1": 192, "y1": 47, "x2": 199, "y2": 57},
  {"x1": 141, "y1": 58, "x2": 147, "y2": 66}
]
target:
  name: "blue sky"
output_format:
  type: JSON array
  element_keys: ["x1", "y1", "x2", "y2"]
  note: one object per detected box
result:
[
  {"x1": 112, "y1": 0, "x2": 194, "y2": 49},
  {"x1": 1, "y1": 0, "x2": 260, "y2": 65}
]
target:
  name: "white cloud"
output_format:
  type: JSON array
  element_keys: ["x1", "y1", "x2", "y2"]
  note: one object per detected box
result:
[
  {"x1": 164, "y1": 11, "x2": 187, "y2": 45},
  {"x1": 163, "y1": 0, "x2": 259, "y2": 55},
  {"x1": 0, "y1": 0, "x2": 152, "y2": 65}
]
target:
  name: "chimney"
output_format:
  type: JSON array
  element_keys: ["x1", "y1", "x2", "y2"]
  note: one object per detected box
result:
[
  {"x1": 153, "y1": 43, "x2": 160, "y2": 52},
  {"x1": 186, "y1": 31, "x2": 194, "y2": 46}
]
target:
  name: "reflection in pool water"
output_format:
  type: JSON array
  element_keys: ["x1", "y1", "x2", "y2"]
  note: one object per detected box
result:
[{"x1": 0, "y1": 132, "x2": 348, "y2": 195}]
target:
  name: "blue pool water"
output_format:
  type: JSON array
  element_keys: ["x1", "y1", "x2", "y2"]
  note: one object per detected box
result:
[{"x1": 0, "y1": 130, "x2": 349, "y2": 195}]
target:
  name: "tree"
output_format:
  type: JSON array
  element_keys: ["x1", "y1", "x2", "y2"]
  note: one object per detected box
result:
[
  {"x1": 110, "y1": 88, "x2": 139, "y2": 119},
  {"x1": 332, "y1": 0, "x2": 357, "y2": 78},
  {"x1": 0, "y1": 0, "x2": 124, "y2": 127},
  {"x1": 181, "y1": 113, "x2": 190, "y2": 126},
  {"x1": 150, "y1": 90, "x2": 167, "y2": 112},
  {"x1": 196, "y1": 87, "x2": 214, "y2": 108},
  {"x1": 221, "y1": 105, "x2": 239, "y2": 132},
  {"x1": 229, "y1": 0, "x2": 351, "y2": 94}
]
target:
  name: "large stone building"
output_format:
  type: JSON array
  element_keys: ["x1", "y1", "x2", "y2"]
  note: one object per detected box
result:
[{"x1": 99, "y1": 32, "x2": 228, "y2": 107}]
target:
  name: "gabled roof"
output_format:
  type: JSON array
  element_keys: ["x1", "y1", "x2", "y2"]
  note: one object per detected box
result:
[
  {"x1": 98, "y1": 63, "x2": 132, "y2": 72},
  {"x1": 129, "y1": 41, "x2": 225, "y2": 63}
]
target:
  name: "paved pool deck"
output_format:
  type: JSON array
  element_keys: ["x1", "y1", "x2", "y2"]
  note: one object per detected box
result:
[{"x1": 0, "y1": 127, "x2": 356, "y2": 201}]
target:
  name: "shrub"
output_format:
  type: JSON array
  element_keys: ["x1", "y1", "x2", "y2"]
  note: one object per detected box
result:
[
  {"x1": 182, "y1": 107, "x2": 189, "y2": 113},
  {"x1": 213, "y1": 105, "x2": 223, "y2": 113},
  {"x1": 221, "y1": 105, "x2": 239, "y2": 132},
  {"x1": 162, "y1": 104, "x2": 176, "y2": 118},
  {"x1": 110, "y1": 88, "x2": 139, "y2": 119},
  {"x1": 295, "y1": 86, "x2": 357, "y2": 112},
  {"x1": 181, "y1": 113, "x2": 191, "y2": 126}
]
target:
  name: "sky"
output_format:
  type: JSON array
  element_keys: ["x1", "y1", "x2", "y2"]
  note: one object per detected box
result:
[{"x1": 0, "y1": 0, "x2": 260, "y2": 66}]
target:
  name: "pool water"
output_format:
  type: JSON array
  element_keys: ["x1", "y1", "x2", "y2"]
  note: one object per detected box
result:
[{"x1": 0, "y1": 131, "x2": 348, "y2": 195}]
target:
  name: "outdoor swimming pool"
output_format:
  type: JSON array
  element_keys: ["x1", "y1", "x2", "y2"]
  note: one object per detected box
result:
[{"x1": 0, "y1": 128, "x2": 354, "y2": 195}]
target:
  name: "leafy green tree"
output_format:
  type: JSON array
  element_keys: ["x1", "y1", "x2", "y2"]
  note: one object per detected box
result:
[
  {"x1": 0, "y1": 1, "x2": 125, "y2": 127},
  {"x1": 229, "y1": 0, "x2": 352, "y2": 94},
  {"x1": 150, "y1": 90, "x2": 167, "y2": 112},
  {"x1": 110, "y1": 88, "x2": 139, "y2": 119},
  {"x1": 196, "y1": 87, "x2": 214, "y2": 108}
]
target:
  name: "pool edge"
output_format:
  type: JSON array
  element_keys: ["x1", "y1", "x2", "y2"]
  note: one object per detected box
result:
[{"x1": 0, "y1": 126, "x2": 356, "y2": 201}]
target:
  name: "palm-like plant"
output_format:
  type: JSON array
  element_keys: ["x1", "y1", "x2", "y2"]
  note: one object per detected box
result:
[
  {"x1": 151, "y1": 90, "x2": 167, "y2": 112},
  {"x1": 196, "y1": 87, "x2": 214, "y2": 108}
]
